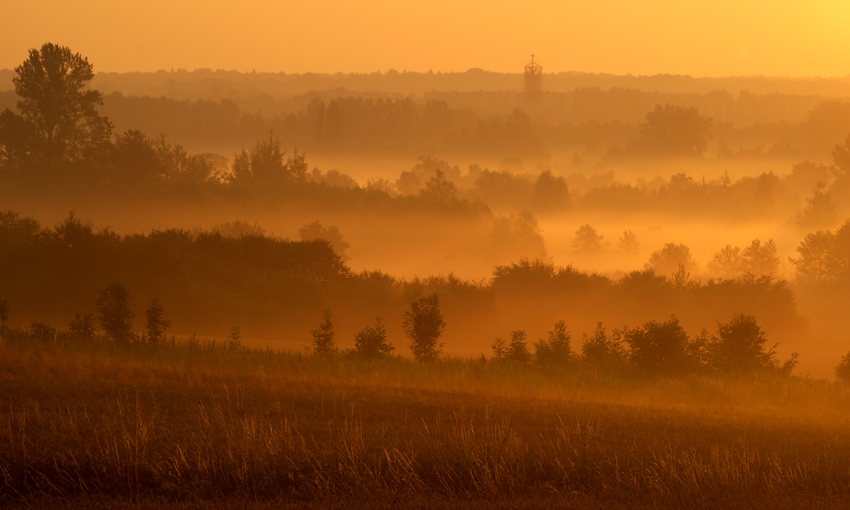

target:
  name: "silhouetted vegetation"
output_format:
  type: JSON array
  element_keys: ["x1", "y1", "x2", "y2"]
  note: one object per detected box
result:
[
  {"x1": 352, "y1": 317, "x2": 393, "y2": 358},
  {"x1": 311, "y1": 309, "x2": 337, "y2": 356},
  {"x1": 402, "y1": 294, "x2": 445, "y2": 362}
]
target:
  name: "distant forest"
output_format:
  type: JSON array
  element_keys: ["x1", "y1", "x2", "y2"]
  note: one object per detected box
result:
[{"x1": 4, "y1": 69, "x2": 850, "y2": 161}]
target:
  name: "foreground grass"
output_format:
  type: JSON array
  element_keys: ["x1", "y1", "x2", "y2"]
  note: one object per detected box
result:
[{"x1": 3, "y1": 337, "x2": 850, "y2": 508}]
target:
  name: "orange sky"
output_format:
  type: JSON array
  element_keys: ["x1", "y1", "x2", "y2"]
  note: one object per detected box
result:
[{"x1": 2, "y1": 0, "x2": 849, "y2": 77}]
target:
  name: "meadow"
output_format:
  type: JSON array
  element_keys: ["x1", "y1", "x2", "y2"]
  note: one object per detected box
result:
[{"x1": 3, "y1": 331, "x2": 850, "y2": 509}]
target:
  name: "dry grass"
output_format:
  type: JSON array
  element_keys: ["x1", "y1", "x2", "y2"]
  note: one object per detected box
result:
[{"x1": 2, "y1": 338, "x2": 850, "y2": 508}]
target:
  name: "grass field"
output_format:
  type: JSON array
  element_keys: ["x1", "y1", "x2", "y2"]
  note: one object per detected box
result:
[{"x1": 3, "y1": 335, "x2": 850, "y2": 509}]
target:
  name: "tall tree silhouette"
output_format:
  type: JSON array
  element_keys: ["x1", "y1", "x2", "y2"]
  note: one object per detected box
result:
[
  {"x1": 402, "y1": 294, "x2": 445, "y2": 362},
  {"x1": 0, "y1": 43, "x2": 111, "y2": 169}
]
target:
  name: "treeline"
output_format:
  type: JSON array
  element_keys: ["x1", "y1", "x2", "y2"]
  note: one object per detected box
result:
[
  {"x1": 71, "y1": 90, "x2": 850, "y2": 161},
  {"x1": 0, "y1": 210, "x2": 807, "y2": 352},
  {"x1": 489, "y1": 314, "x2": 799, "y2": 377},
  {"x1": 0, "y1": 277, "x2": 809, "y2": 382},
  {"x1": 5, "y1": 118, "x2": 849, "y2": 227},
  {"x1": 0, "y1": 266, "x2": 802, "y2": 380}
]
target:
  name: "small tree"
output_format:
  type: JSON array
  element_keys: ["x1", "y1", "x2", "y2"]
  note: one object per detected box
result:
[
  {"x1": 835, "y1": 352, "x2": 850, "y2": 383},
  {"x1": 69, "y1": 312, "x2": 96, "y2": 342},
  {"x1": 96, "y1": 283, "x2": 134, "y2": 345},
  {"x1": 491, "y1": 337, "x2": 507, "y2": 360},
  {"x1": 581, "y1": 323, "x2": 628, "y2": 369},
  {"x1": 227, "y1": 326, "x2": 242, "y2": 349},
  {"x1": 572, "y1": 224, "x2": 606, "y2": 255},
  {"x1": 534, "y1": 320, "x2": 572, "y2": 366},
  {"x1": 707, "y1": 245, "x2": 744, "y2": 279},
  {"x1": 742, "y1": 239, "x2": 780, "y2": 276},
  {"x1": 403, "y1": 294, "x2": 445, "y2": 362},
  {"x1": 797, "y1": 181, "x2": 837, "y2": 231},
  {"x1": 419, "y1": 169, "x2": 459, "y2": 203},
  {"x1": 353, "y1": 318, "x2": 393, "y2": 359},
  {"x1": 618, "y1": 230, "x2": 640, "y2": 256},
  {"x1": 311, "y1": 309, "x2": 337, "y2": 356},
  {"x1": 145, "y1": 299, "x2": 170, "y2": 345},
  {"x1": 506, "y1": 330, "x2": 532, "y2": 364},
  {"x1": 646, "y1": 242, "x2": 698, "y2": 277}
]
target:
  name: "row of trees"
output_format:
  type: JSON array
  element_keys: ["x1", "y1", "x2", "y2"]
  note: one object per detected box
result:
[
  {"x1": 2, "y1": 286, "x2": 803, "y2": 379},
  {"x1": 570, "y1": 224, "x2": 782, "y2": 278},
  {"x1": 491, "y1": 314, "x2": 798, "y2": 376},
  {"x1": 3, "y1": 283, "x2": 171, "y2": 346},
  {"x1": 312, "y1": 294, "x2": 446, "y2": 362}
]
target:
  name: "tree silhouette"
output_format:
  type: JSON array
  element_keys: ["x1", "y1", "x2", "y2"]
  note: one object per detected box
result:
[
  {"x1": 832, "y1": 133, "x2": 850, "y2": 177},
  {"x1": 419, "y1": 169, "x2": 459, "y2": 203},
  {"x1": 797, "y1": 181, "x2": 837, "y2": 231},
  {"x1": 836, "y1": 351, "x2": 850, "y2": 384},
  {"x1": 624, "y1": 315, "x2": 693, "y2": 375},
  {"x1": 0, "y1": 43, "x2": 111, "y2": 169},
  {"x1": 311, "y1": 309, "x2": 337, "y2": 356},
  {"x1": 742, "y1": 239, "x2": 780, "y2": 276},
  {"x1": 706, "y1": 314, "x2": 777, "y2": 374},
  {"x1": 572, "y1": 224, "x2": 606, "y2": 255},
  {"x1": 298, "y1": 221, "x2": 350, "y2": 262},
  {"x1": 0, "y1": 299, "x2": 8, "y2": 334},
  {"x1": 231, "y1": 135, "x2": 307, "y2": 186},
  {"x1": 646, "y1": 242, "x2": 698, "y2": 277},
  {"x1": 353, "y1": 318, "x2": 393, "y2": 358},
  {"x1": 534, "y1": 320, "x2": 572, "y2": 366},
  {"x1": 144, "y1": 299, "x2": 170, "y2": 345},
  {"x1": 227, "y1": 326, "x2": 242, "y2": 349},
  {"x1": 581, "y1": 323, "x2": 628, "y2": 369},
  {"x1": 532, "y1": 170, "x2": 571, "y2": 212},
  {"x1": 789, "y1": 230, "x2": 838, "y2": 283},
  {"x1": 638, "y1": 104, "x2": 712, "y2": 157},
  {"x1": 506, "y1": 330, "x2": 532, "y2": 363},
  {"x1": 69, "y1": 312, "x2": 96, "y2": 342},
  {"x1": 617, "y1": 230, "x2": 640, "y2": 256},
  {"x1": 96, "y1": 283, "x2": 134, "y2": 345},
  {"x1": 403, "y1": 294, "x2": 445, "y2": 362},
  {"x1": 491, "y1": 337, "x2": 507, "y2": 360},
  {"x1": 707, "y1": 245, "x2": 744, "y2": 279}
]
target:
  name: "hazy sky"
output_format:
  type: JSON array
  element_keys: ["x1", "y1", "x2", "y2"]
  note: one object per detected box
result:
[{"x1": 3, "y1": 0, "x2": 849, "y2": 77}]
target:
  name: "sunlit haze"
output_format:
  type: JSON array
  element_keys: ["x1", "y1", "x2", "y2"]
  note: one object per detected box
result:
[{"x1": 2, "y1": 0, "x2": 850, "y2": 76}]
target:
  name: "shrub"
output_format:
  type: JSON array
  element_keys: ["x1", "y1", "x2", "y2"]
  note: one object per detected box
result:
[
  {"x1": 624, "y1": 315, "x2": 693, "y2": 376},
  {"x1": 534, "y1": 320, "x2": 572, "y2": 366},
  {"x1": 706, "y1": 314, "x2": 776, "y2": 374},
  {"x1": 353, "y1": 318, "x2": 394, "y2": 359},
  {"x1": 835, "y1": 352, "x2": 850, "y2": 383},
  {"x1": 581, "y1": 322, "x2": 628, "y2": 369}
]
